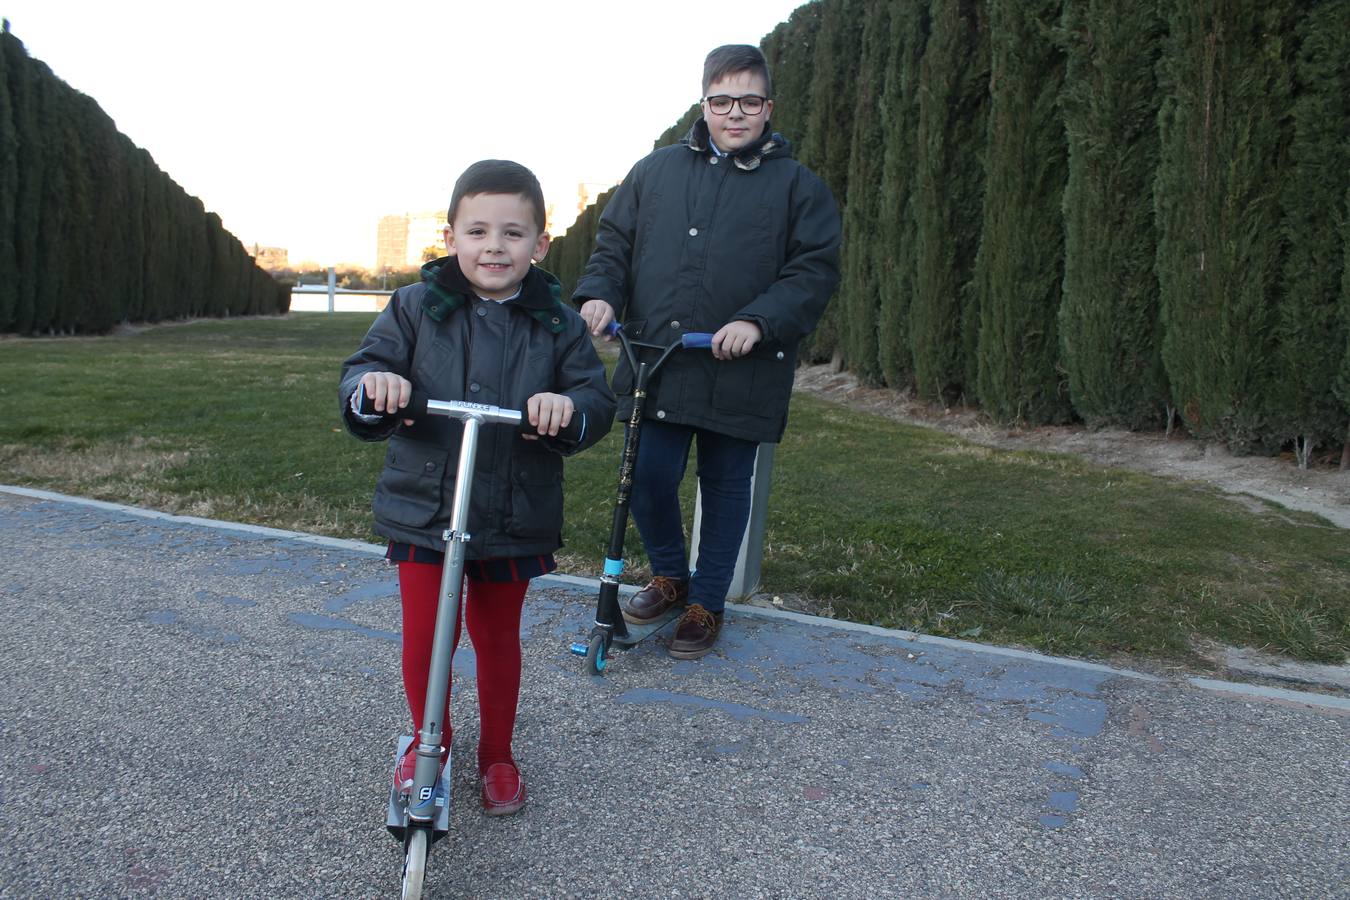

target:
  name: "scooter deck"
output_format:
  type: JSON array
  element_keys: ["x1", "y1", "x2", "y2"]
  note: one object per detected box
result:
[
  {"x1": 386, "y1": 735, "x2": 451, "y2": 839},
  {"x1": 610, "y1": 605, "x2": 683, "y2": 648}
]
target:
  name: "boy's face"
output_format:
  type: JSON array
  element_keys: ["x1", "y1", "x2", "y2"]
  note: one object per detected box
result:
[
  {"x1": 701, "y1": 70, "x2": 773, "y2": 154},
  {"x1": 444, "y1": 193, "x2": 549, "y2": 300}
]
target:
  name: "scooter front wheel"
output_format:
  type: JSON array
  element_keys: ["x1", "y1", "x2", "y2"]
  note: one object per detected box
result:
[
  {"x1": 401, "y1": 827, "x2": 429, "y2": 900},
  {"x1": 584, "y1": 633, "x2": 607, "y2": 675}
]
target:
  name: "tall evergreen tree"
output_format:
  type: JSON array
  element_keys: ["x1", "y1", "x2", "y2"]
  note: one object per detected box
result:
[
  {"x1": 0, "y1": 32, "x2": 18, "y2": 330},
  {"x1": 973, "y1": 0, "x2": 1072, "y2": 424},
  {"x1": 797, "y1": 0, "x2": 865, "y2": 364},
  {"x1": 874, "y1": 0, "x2": 929, "y2": 391},
  {"x1": 1276, "y1": 0, "x2": 1349, "y2": 467},
  {"x1": 1058, "y1": 0, "x2": 1168, "y2": 429},
  {"x1": 1340, "y1": 185, "x2": 1350, "y2": 469},
  {"x1": 910, "y1": 0, "x2": 987, "y2": 405},
  {"x1": 837, "y1": 0, "x2": 897, "y2": 384},
  {"x1": 4, "y1": 37, "x2": 43, "y2": 333},
  {"x1": 1155, "y1": 0, "x2": 1297, "y2": 452},
  {"x1": 761, "y1": 5, "x2": 822, "y2": 153}
]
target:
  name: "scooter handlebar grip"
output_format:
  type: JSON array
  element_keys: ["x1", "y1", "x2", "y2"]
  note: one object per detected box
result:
[
  {"x1": 357, "y1": 385, "x2": 429, "y2": 419},
  {"x1": 681, "y1": 332, "x2": 715, "y2": 349},
  {"x1": 604, "y1": 320, "x2": 622, "y2": 337},
  {"x1": 517, "y1": 412, "x2": 585, "y2": 444}
]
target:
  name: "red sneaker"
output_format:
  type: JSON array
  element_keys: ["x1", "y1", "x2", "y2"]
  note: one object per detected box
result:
[
  {"x1": 394, "y1": 745, "x2": 446, "y2": 798},
  {"x1": 480, "y1": 762, "x2": 527, "y2": 816}
]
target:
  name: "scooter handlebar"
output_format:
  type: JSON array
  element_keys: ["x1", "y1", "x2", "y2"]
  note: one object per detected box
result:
[
  {"x1": 605, "y1": 320, "x2": 715, "y2": 350},
  {"x1": 356, "y1": 385, "x2": 584, "y2": 443}
]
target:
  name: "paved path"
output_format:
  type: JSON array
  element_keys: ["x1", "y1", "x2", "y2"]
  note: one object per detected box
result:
[{"x1": 0, "y1": 488, "x2": 1345, "y2": 898}]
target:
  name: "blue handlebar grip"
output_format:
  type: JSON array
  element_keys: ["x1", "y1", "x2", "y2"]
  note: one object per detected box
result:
[
  {"x1": 682, "y1": 332, "x2": 715, "y2": 349},
  {"x1": 604, "y1": 321, "x2": 622, "y2": 336}
]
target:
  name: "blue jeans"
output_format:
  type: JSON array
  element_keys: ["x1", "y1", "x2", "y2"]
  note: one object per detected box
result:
[{"x1": 628, "y1": 420, "x2": 758, "y2": 614}]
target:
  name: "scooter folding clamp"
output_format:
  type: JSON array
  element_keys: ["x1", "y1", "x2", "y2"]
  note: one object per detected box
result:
[{"x1": 441, "y1": 528, "x2": 471, "y2": 543}]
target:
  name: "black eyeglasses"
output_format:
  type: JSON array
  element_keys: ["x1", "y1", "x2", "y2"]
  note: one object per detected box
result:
[{"x1": 703, "y1": 94, "x2": 767, "y2": 116}]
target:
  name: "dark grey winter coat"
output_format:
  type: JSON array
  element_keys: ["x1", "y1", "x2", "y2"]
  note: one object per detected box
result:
[
  {"x1": 340, "y1": 258, "x2": 616, "y2": 558},
  {"x1": 574, "y1": 119, "x2": 841, "y2": 444}
]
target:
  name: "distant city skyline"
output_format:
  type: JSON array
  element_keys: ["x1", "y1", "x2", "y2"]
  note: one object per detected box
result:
[{"x1": 1, "y1": 0, "x2": 807, "y2": 268}]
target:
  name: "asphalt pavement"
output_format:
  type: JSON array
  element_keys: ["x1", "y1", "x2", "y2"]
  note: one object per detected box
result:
[{"x1": 0, "y1": 487, "x2": 1345, "y2": 899}]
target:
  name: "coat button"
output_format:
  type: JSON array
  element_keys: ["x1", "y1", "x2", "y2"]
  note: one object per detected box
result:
[
  {"x1": 656, "y1": 410, "x2": 666, "y2": 419},
  {"x1": 710, "y1": 156, "x2": 719, "y2": 165},
  {"x1": 776, "y1": 351, "x2": 785, "y2": 360},
  {"x1": 469, "y1": 382, "x2": 480, "y2": 393},
  {"x1": 688, "y1": 227, "x2": 698, "y2": 237},
  {"x1": 424, "y1": 461, "x2": 436, "y2": 472},
  {"x1": 670, "y1": 320, "x2": 680, "y2": 329},
  {"x1": 476, "y1": 306, "x2": 487, "y2": 317}
]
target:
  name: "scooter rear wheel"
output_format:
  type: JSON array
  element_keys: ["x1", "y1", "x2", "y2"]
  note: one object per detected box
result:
[
  {"x1": 584, "y1": 633, "x2": 607, "y2": 675},
  {"x1": 401, "y1": 827, "x2": 429, "y2": 900}
]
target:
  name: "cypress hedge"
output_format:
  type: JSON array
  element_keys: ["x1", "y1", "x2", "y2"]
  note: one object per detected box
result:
[
  {"x1": 910, "y1": 0, "x2": 985, "y2": 405},
  {"x1": 1058, "y1": 0, "x2": 1169, "y2": 430},
  {"x1": 836, "y1": 0, "x2": 897, "y2": 385},
  {"x1": 0, "y1": 28, "x2": 287, "y2": 335},
  {"x1": 973, "y1": 0, "x2": 1073, "y2": 424},
  {"x1": 1276, "y1": 0, "x2": 1349, "y2": 467},
  {"x1": 874, "y1": 0, "x2": 929, "y2": 391},
  {"x1": 539, "y1": 0, "x2": 1350, "y2": 462},
  {"x1": 1154, "y1": 1, "x2": 1296, "y2": 453}
]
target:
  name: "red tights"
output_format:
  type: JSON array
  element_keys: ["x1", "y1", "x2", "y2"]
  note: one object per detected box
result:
[{"x1": 396, "y1": 560, "x2": 527, "y2": 774}]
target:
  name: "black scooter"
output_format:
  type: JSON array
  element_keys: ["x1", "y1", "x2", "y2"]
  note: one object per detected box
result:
[{"x1": 569, "y1": 321, "x2": 713, "y2": 675}]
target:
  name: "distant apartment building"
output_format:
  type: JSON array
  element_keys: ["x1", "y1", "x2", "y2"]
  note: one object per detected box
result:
[
  {"x1": 245, "y1": 243, "x2": 289, "y2": 272},
  {"x1": 376, "y1": 212, "x2": 448, "y2": 270}
]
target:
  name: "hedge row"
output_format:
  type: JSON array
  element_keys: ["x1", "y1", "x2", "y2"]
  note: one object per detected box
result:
[
  {"x1": 547, "y1": 0, "x2": 1349, "y2": 463},
  {"x1": 0, "y1": 28, "x2": 288, "y2": 335}
]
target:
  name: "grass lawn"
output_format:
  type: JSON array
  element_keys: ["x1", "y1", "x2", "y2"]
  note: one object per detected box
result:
[{"x1": 2, "y1": 313, "x2": 1346, "y2": 666}]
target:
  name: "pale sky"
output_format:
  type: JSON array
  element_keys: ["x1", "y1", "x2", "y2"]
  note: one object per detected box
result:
[{"x1": 3, "y1": 0, "x2": 808, "y2": 267}]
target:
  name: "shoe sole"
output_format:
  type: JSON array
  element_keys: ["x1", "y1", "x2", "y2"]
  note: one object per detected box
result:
[
  {"x1": 621, "y1": 603, "x2": 684, "y2": 626},
  {"x1": 667, "y1": 643, "x2": 717, "y2": 660},
  {"x1": 482, "y1": 798, "x2": 526, "y2": 816}
]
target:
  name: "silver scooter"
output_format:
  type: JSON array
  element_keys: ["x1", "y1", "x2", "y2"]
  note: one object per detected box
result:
[{"x1": 358, "y1": 386, "x2": 582, "y2": 899}]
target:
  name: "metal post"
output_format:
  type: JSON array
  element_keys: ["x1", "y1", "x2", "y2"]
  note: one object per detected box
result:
[
  {"x1": 690, "y1": 442, "x2": 776, "y2": 599},
  {"x1": 326, "y1": 266, "x2": 336, "y2": 314}
]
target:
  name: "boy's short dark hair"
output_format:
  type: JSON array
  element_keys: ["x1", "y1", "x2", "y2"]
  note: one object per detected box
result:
[
  {"x1": 448, "y1": 160, "x2": 547, "y2": 233},
  {"x1": 702, "y1": 44, "x2": 773, "y2": 97}
]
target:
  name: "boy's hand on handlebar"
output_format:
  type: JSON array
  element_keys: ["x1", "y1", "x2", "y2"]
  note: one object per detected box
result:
[
  {"x1": 523, "y1": 392, "x2": 575, "y2": 439},
  {"x1": 579, "y1": 299, "x2": 615, "y2": 339},
  {"x1": 361, "y1": 371, "x2": 415, "y2": 425},
  {"x1": 712, "y1": 321, "x2": 762, "y2": 361}
]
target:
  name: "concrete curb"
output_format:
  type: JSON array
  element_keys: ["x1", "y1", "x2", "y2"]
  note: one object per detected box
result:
[{"x1": 4, "y1": 482, "x2": 1347, "y2": 713}]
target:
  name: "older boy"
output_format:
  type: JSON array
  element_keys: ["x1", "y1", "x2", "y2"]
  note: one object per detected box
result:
[{"x1": 575, "y1": 44, "x2": 841, "y2": 659}]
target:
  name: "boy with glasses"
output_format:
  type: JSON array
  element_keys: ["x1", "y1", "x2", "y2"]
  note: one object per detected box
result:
[{"x1": 575, "y1": 44, "x2": 841, "y2": 659}]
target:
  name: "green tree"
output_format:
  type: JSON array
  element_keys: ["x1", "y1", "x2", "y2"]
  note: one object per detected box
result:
[
  {"x1": 973, "y1": 0, "x2": 1072, "y2": 424},
  {"x1": 910, "y1": 0, "x2": 987, "y2": 405},
  {"x1": 1155, "y1": 0, "x2": 1296, "y2": 452},
  {"x1": 2, "y1": 34, "x2": 41, "y2": 333},
  {"x1": 873, "y1": 0, "x2": 929, "y2": 391},
  {"x1": 797, "y1": 0, "x2": 864, "y2": 365},
  {"x1": 0, "y1": 32, "x2": 18, "y2": 329},
  {"x1": 1276, "y1": 0, "x2": 1349, "y2": 467},
  {"x1": 836, "y1": 0, "x2": 897, "y2": 384},
  {"x1": 1057, "y1": 0, "x2": 1169, "y2": 429}
]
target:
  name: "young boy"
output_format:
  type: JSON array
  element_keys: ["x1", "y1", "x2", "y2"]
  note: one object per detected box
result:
[
  {"x1": 575, "y1": 45, "x2": 841, "y2": 659},
  {"x1": 340, "y1": 160, "x2": 616, "y2": 815}
]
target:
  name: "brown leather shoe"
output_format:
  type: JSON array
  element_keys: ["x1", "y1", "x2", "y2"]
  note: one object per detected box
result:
[
  {"x1": 667, "y1": 603, "x2": 723, "y2": 659},
  {"x1": 621, "y1": 576, "x2": 689, "y2": 624}
]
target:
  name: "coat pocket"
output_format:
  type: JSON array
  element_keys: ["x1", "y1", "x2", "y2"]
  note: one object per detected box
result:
[
  {"x1": 506, "y1": 451, "x2": 563, "y2": 540},
  {"x1": 711, "y1": 357, "x2": 791, "y2": 420},
  {"x1": 373, "y1": 439, "x2": 447, "y2": 528}
]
